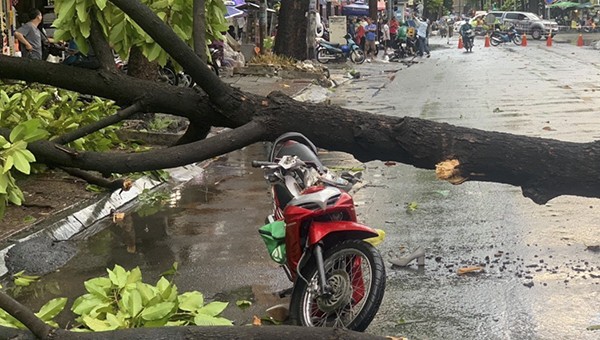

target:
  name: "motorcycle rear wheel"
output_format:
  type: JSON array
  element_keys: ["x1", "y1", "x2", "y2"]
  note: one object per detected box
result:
[
  {"x1": 289, "y1": 239, "x2": 386, "y2": 332},
  {"x1": 350, "y1": 50, "x2": 365, "y2": 64},
  {"x1": 490, "y1": 36, "x2": 501, "y2": 47},
  {"x1": 316, "y1": 48, "x2": 330, "y2": 64}
]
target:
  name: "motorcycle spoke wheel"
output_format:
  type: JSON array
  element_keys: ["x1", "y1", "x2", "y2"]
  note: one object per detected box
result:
[
  {"x1": 490, "y1": 38, "x2": 500, "y2": 47},
  {"x1": 289, "y1": 240, "x2": 385, "y2": 332},
  {"x1": 350, "y1": 50, "x2": 365, "y2": 64},
  {"x1": 513, "y1": 36, "x2": 522, "y2": 45},
  {"x1": 316, "y1": 49, "x2": 330, "y2": 64}
]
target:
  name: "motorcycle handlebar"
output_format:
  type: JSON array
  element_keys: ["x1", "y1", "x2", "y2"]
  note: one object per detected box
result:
[{"x1": 251, "y1": 160, "x2": 276, "y2": 168}]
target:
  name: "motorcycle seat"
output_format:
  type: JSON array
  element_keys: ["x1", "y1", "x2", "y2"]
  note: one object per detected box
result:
[{"x1": 323, "y1": 42, "x2": 342, "y2": 48}]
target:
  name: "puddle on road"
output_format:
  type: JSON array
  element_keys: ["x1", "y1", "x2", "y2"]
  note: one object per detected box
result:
[{"x1": 2, "y1": 143, "x2": 290, "y2": 327}]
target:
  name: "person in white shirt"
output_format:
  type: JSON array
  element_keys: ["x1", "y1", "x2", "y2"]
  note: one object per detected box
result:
[{"x1": 413, "y1": 16, "x2": 430, "y2": 58}]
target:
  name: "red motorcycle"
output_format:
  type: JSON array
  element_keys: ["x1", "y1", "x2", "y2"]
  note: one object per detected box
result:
[{"x1": 253, "y1": 133, "x2": 386, "y2": 331}]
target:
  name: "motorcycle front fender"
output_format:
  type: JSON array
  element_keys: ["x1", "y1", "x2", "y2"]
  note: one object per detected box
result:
[{"x1": 308, "y1": 221, "x2": 378, "y2": 246}]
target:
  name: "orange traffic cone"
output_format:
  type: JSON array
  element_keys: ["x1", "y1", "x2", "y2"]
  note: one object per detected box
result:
[
  {"x1": 577, "y1": 33, "x2": 584, "y2": 47},
  {"x1": 546, "y1": 33, "x2": 552, "y2": 47},
  {"x1": 521, "y1": 34, "x2": 527, "y2": 47},
  {"x1": 484, "y1": 34, "x2": 490, "y2": 47},
  {"x1": 458, "y1": 36, "x2": 463, "y2": 49}
]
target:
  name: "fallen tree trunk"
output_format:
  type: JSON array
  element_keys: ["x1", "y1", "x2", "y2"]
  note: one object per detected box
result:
[{"x1": 0, "y1": 325, "x2": 388, "y2": 340}]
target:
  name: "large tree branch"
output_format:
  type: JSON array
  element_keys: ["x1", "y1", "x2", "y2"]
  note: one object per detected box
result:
[
  {"x1": 53, "y1": 102, "x2": 144, "y2": 145},
  {"x1": 1, "y1": 121, "x2": 267, "y2": 174},
  {"x1": 0, "y1": 291, "x2": 52, "y2": 339},
  {"x1": 109, "y1": 0, "x2": 238, "y2": 113},
  {"x1": 0, "y1": 324, "x2": 387, "y2": 340}
]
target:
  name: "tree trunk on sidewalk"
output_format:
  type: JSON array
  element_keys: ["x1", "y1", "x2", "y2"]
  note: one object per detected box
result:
[{"x1": 274, "y1": 0, "x2": 309, "y2": 59}]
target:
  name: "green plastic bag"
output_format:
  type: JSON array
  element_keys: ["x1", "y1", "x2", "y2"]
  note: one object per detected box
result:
[{"x1": 258, "y1": 221, "x2": 286, "y2": 264}]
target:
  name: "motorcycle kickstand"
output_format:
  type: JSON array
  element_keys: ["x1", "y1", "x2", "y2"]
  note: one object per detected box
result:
[{"x1": 314, "y1": 243, "x2": 331, "y2": 297}]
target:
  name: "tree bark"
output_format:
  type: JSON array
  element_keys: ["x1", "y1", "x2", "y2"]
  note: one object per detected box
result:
[
  {"x1": 0, "y1": 324, "x2": 387, "y2": 340},
  {"x1": 273, "y1": 0, "x2": 309, "y2": 59}
]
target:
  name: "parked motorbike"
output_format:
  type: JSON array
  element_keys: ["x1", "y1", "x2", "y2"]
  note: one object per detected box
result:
[
  {"x1": 490, "y1": 26, "x2": 522, "y2": 46},
  {"x1": 253, "y1": 132, "x2": 386, "y2": 331},
  {"x1": 388, "y1": 35, "x2": 419, "y2": 61},
  {"x1": 316, "y1": 34, "x2": 365, "y2": 64}
]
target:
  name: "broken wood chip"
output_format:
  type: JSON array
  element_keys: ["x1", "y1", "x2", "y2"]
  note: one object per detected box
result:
[
  {"x1": 252, "y1": 315, "x2": 262, "y2": 326},
  {"x1": 122, "y1": 179, "x2": 133, "y2": 191},
  {"x1": 112, "y1": 212, "x2": 125, "y2": 222},
  {"x1": 384, "y1": 161, "x2": 397, "y2": 166},
  {"x1": 435, "y1": 159, "x2": 466, "y2": 184},
  {"x1": 457, "y1": 266, "x2": 484, "y2": 275}
]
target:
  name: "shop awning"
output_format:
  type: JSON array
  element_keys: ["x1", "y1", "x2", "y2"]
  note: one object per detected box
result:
[
  {"x1": 341, "y1": 1, "x2": 386, "y2": 17},
  {"x1": 225, "y1": 5, "x2": 244, "y2": 19}
]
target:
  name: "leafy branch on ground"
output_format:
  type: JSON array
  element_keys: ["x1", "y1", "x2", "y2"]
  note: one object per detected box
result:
[{"x1": 0, "y1": 264, "x2": 233, "y2": 331}]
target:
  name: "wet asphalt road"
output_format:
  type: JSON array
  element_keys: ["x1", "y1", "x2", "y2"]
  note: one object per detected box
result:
[
  {"x1": 333, "y1": 36, "x2": 600, "y2": 339},
  {"x1": 5, "y1": 36, "x2": 599, "y2": 339}
]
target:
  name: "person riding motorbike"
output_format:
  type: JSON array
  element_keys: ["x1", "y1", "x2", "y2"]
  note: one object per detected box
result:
[{"x1": 460, "y1": 18, "x2": 474, "y2": 52}]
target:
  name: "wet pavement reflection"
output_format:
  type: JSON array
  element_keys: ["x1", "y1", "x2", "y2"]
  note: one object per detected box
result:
[{"x1": 6, "y1": 143, "x2": 291, "y2": 326}]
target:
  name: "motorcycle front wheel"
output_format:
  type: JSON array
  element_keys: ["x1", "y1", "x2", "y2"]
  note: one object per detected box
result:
[
  {"x1": 512, "y1": 35, "x2": 522, "y2": 45},
  {"x1": 350, "y1": 49, "x2": 365, "y2": 64},
  {"x1": 289, "y1": 239, "x2": 386, "y2": 332},
  {"x1": 316, "y1": 48, "x2": 330, "y2": 64}
]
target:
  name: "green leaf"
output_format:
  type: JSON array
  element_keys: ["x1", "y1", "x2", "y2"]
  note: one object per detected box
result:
[
  {"x1": 95, "y1": 0, "x2": 107, "y2": 10},
  {"x1": 71, "y1": 295, "x2": 107, "y2": 315},
  {"x1": 140, "y1": 302, "x2": 175, "y2": 321},
  {"x1": 193, "y1": 314, "x2": 233, "y2": 326},
  {"x1": 14, "y1": 277, "x2": 33, "y2": 287},
  {"x1": 84, "y1": 277, "x2": 112, "y2": 298},
  {"x1": 0, "y1": 136, "x2": 9, "y2": 148},
  {"x1": 235, "y1": 300, "x2": 252, "y2": 309},
  {"x1": 136, "y1": 282, "x2": 157, "y2": 305},
  {"x1": 11, "y1": 151, "x2": 31, "y2": 175},
  {"x1": 82, "y1": 315, "x2": 118, "y2": 331},
  {"x1": 177, "y1": 291, "x2": 204, "y2": 312},
  {"x1": 0, "y1": 173, "x2": 8, "y2": 194},
  {"x1": 76, "y1": 0, "x2": 88, "y2": 23},
  {"x1": 7, "y1": 186, "x2": 24, "y2": 206},
  {"x1": 126, "y1": 267, "x2": 142, "y2": 285},
  {"x1": 107, "y1": 264, "x2": 128, "y2": 288},
  {"x1": 146, "y1": 43, "x2": 162, "y2": 62},
  {"x1": 122, "y1": 289, "x2": 142, "y2": 317},
  {"x1": 17, "y1": 149, "x2": 35, "y2": 163},
  {"x1": 35, "y1": 298, "x2": 67, "y2": 322},
  {"x1": 3, "y1": 155, "x2": 14, "y2": 174},
  {"x1": 9, "y1": 125, "x2": 25, "y2": 143},
  {"x1": 198, "y1": 301, "x2": 228, "y2": 317}
]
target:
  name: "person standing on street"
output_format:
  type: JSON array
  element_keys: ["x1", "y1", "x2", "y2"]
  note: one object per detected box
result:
[
  {"x1": 364, "y1": 17, "x2": 377, "y2": 62},
  {"x1": 14, "y1": 9, "x2": 46, "y2": 60},
  {"x1": 382, "y1": 20, "x2": 390, "y2": 51},
  {"x1": 414, "y1": 16, "x2": 430, "y2": 58},
  {"x1": 389, "y1": 17, "x2": 399, "y2": 48}
]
